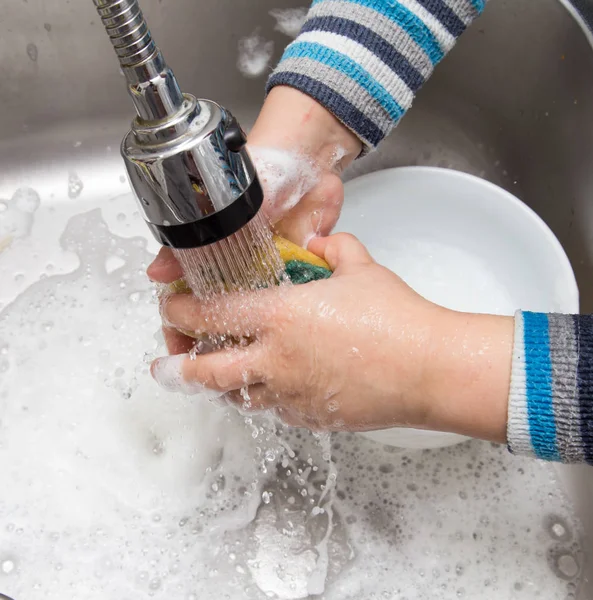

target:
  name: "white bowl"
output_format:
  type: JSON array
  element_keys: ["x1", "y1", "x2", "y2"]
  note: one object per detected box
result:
[{"x1": 338, "y1": 167, "x2": 579, "y2": 450}]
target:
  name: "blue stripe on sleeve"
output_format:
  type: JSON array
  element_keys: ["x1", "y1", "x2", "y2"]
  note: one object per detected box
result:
[
  {"x1": 523, "y1": 312, "x2": 561, "y2": 461},
  {"x1": 281, "y1": 42, "x2": 406, "y2": 122},
  {"x1": 301, "y1": 16, "x2": 426, "y2": 92},
  {"x1": 310, "y1": 0, "x2": 445, "y2": 64}
]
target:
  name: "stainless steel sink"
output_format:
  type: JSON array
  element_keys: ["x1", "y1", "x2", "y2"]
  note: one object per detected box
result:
[{"x1": 0, "y1": 0, "x2": 591, "y2": 598}]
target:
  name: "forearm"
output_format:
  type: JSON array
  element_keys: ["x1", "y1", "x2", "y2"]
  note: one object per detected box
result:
[
  {"x1": 268, "y1": 0, "x2": 488, "y2": 151},
  {"x1": 424, "y1": 310, "x2": 513, "y2": 444},
  {"x1": 426, "y1": 310, "x2": 593, "y2": 465}
]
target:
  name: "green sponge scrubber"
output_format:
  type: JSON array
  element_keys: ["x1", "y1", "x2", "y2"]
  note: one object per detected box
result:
[{"x1": 284, "y1": 259, "x2": 332, "y2": 284}]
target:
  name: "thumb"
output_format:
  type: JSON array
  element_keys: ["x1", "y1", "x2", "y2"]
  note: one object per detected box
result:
[{"x1": 308, "y1": 233, "x2": 374, "y2": 272}]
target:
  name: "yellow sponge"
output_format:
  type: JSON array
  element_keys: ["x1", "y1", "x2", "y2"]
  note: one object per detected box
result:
[{"x1": 272, "y1": 235, "x2": 330, "y2": 270}]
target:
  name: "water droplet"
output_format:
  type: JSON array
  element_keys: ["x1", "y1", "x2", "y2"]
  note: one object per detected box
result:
[
  {"x1": 68, "y1": 172, "x2": 84, "y2": 199},
  {"x1": 552, "y1": 523, "x2": 566, "y2": 538},
  {"x1": 26, "y1": 43, "x2": 38, "y2": 61},
  {"x1": 1, "y1": 559, "x2": 15, "y2": 574},
  {"x1": 546, "y1": 516, "x2": 571, "y2": 542},
  {"x1": 556, "y1": 552, "x2": 579, "y2": 579},
  {"x1": 12, "y1": 188, "x2": 41, "y2": 213},
  {"x1": 262, "y1": 491, "x2": 271, "y2": 504},
  {"x1": 149, "y1": 577, "x2": 161, "y2": 591}
]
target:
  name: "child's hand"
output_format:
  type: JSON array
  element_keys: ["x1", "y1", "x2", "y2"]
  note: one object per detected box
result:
[
  {"x1": 150, "y1": 234, "x2": 514, "y2": 443},
  {"x1": 248, "y1": 86, "x2": 361, "y2": 246}
]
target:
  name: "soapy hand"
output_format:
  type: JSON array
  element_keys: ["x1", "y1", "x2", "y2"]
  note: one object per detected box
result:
[
  {"x1": 149, "y1": 234, "x2": 514, "y2": 443},
  {"x1": 248, "y1": 86, "x2": 362, "y2": 246}
]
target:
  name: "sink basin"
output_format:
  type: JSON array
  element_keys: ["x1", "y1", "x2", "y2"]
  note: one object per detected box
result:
[{"x1": 0, "y1": 0, "x2": 591, "y2": 598}]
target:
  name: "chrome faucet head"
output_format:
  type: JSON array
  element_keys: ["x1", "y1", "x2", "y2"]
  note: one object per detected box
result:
[{"x1": 93, "y1": 0, "x2": 263, "y2": 249}]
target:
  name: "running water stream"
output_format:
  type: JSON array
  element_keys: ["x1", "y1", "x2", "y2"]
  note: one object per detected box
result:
[{"x1": 173, "y1": 212, "x2": 285, "y2": 299}]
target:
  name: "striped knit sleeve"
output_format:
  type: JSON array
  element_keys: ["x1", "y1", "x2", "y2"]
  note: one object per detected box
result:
[
  {"x1": 266, "y1": 0, "x2": 488, "y2": 151},
  {"x1": 508, "y1": 311, "x2": 593, "y2": 465}
]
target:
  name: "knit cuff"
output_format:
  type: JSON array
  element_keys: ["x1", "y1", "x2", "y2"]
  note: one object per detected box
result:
[
  {"x1": 267, "y1": 0, "x2": 487, "y2": 152},
  {"x1": 508, "y1": 311, "x2": 593, "y2": 464}
]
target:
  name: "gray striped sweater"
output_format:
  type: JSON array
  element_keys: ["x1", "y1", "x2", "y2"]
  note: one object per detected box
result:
[{"x1": 267, "y1": 0, "x2": 592, "y2": 465}]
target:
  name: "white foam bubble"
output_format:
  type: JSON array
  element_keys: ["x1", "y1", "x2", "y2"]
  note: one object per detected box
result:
[
  {"x1": 237, "y1": 32, "x2": 274, "y2": 78},
  {"x1": 0, "y1": 187, "x2": 41, "y2": 242},
  {"x1": 269, "y1": 8, "x2": 308, "y2": 38},
  {"x1": 68, "y1": 171, "x2": 84, "y2": 199},
  {"x1": 249, "y1": 147, "x2": 319, "y2": 224}
]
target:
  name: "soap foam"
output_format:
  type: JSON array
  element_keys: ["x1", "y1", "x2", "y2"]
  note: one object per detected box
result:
[
  {"x1": 0, "y1": 187, "x2": 40, "y2": 244},
  {"x1": 269, "y1": 8, "x2": 308, "y2": 38},
  {"x1": 0, "y1": 189, "x2": 586, "y2": 599},
  {"x1": 237, "y1": 32, "x2": 275, "y2": 78},
  {"x1": 249, "y1": 147, "x2": 319, "y2": 225}
]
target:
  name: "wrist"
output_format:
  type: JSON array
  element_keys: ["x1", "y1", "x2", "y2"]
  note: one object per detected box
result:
[
  {"x1": 423, "y1": 309, "x2": 514, "y2": 444},
  {"x1": 249, "y1": 86, "x2": 362, "y2": 172}
]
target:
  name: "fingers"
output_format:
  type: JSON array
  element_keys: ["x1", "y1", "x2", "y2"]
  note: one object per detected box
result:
[
  {"x1": 147, "y1": 247, "x2": 184, "y2": 283},
  {"x1": 185, "y1": 345, "x2": 267, "y2": 392},
  {"x1": 275, "y1": 406, "x2": 312, "y2": 429},
  {"x1": 274, "y1": 174, "x2": 344, "y2": 246},
  {"x1": 160, "y1": 290, "x2": 275, "y2": 337},
  {"x1": 151, "y1": 345, "x2": 266, "y2": 394},
  {"x1": 308, "y1": 232, "x2": 374, "y2": 273},
  {"x1": 313, "y1": 174, "x2": 345, "y2": 237},
  {"x1": 226, "y1": 384, "x2": 276, "y2": 411},
  {"x1": 162, "y1": 326, "x2": 195, "y2": 355}
]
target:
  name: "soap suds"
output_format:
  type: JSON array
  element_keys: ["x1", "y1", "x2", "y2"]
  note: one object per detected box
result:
[
  {"x1": 269, "y1": 8, "x2": 308, "y2": 38},
  {"x1": 249, "y1": 147, "x2": 319, "y2": 225},
  {"x1": 0, "y1": 187, "x2": 40, "y2": 243},
  {"x1": 0, "y1": 188, "x2": 585, "y2": 599},
  {"x1": 237, "y1": 32, "x2": 274, "y2": 78},
  {"x1": 152, "y1": 353, "x2": 224, "y2": 400}
]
